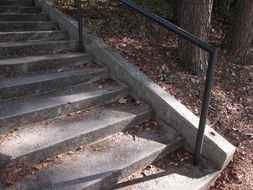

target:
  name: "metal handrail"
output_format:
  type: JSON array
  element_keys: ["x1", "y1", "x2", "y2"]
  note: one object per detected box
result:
[
  {"x1": 75, "y1": 0, "x2": 218, "y2": 166},
  {"x1": 121, "y1": 0, "x2": 218, "y2": 166}
]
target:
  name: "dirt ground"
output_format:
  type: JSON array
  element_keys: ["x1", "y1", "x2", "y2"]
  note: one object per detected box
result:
[{"x1": 57, "y1": 1, "x2": 253, "y2": 189}]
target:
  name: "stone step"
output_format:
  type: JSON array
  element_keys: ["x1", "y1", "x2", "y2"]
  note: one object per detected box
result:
[
  {"x1": 0, "y1": 6, "x2": 41, "y2": 13},
  {"x1": 6, "y1": 125, "x2": 182, "y2": 190},
  {"x1": 0, "y1": 80, "x2": 128, "y2": 133},
  {"x1": 0, "y1": 13, "x2": 48, "y2": 21},
  {"x1": 0, "y1": 30, "x2": 68, "y2": 43},
  {"x1": 0, "y1": 21, "x2": 58, "y2": 32},
  {"x1": 0, "y1": 0, "x2": 33, "y2": 6},
  {"x1": 0, "y1": 67, "x2": 108, "y2": 100},
  {"x1": 0, "y1": 40, "x2": 78, "y2": 57},
  {"x1": 0, "y1": 102, "x2": 152, "y2": 168},
  {"x1": 113, "y1": 154, "x2": 218, "y2": 190},
  {"x1": 0, "y1": 53, "x2": 92, "y2": 77}
]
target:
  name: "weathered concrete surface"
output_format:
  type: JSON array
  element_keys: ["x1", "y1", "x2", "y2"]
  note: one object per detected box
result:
[
  {"x1": 8, "y1": 127, "x2": 182, "y2": 190},
  {"x1": 0, "y1": 53, "x2": 92, "y2": 77},
  {"x1": 0, "y1": 103, "x2": 152, "y2": 167},
  {"x1": 35, "y1": 0, "x2": 236, "y2": 170},
  {"x1": 0, "y1": 0, "x2": 33, "y2": 6},
  {"x1": 113, "y1": 164, "x2": 219, "y2": 190},
  {"x1": 0, "y1": 81, "x2": 128, "y2": 133},
  {"x1": 0, "y1": 6, "x2": 41, "y2": 13},
  {"x1": 0, "y1": 40, "x2": 78, "y2": 57},
  {"x1": 0, "y1": 13, "x2": 48, "y2": 21},
  {"x1": 0, "y1": 3, "x2": 184, "y2": 190},
  {"x1": 0, "y1": 30, "x2": 68, "y2": 42},
  {"x1": 0, "y1": 67, "x2": 108, "y2": 99},
  {"x1": 0, "y1": 21, "x2": 58, "y2": 32}
]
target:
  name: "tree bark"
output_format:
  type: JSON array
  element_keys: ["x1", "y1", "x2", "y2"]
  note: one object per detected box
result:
[
  {"x1": 223, "y1": 0, "x2": 253, "y2": 63},
  {"x1": 214, "y1": 0, "x2": 231, "y2": 14},
  {"x1": 177, "y1": 0, "x2": 214, "y2": 75}
]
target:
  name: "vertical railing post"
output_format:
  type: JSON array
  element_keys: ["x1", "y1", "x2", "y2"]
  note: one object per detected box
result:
[
  {"x1": 76, "y1": 0, "x2": 85, "y2": 52},
  {"x1": 193, "y1": 50, "x2": 218, "y2": 166}
]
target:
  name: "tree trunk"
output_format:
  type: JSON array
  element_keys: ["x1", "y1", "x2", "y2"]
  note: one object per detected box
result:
[
  {"x1": 214, "y1": 0, "x2": 231, "y2": 14},
  {"x1": 223, "y1": 0, "x2": 253, "y2": 63},
  {"x1": 177, "y1": 0, "x2": 214, "y2": 75}
]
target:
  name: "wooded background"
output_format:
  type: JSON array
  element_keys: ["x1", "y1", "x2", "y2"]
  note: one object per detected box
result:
[{"x1": 52, "y1": 0, "x2": 253, "y2": 75}]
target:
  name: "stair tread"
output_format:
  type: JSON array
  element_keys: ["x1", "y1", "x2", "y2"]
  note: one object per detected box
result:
[
  {"x1": 0, "y1": 6, "x2": 38, "y2": 8},
  {"x1": 0, "y1": 81, "x2": 127, "y2": 119},
  {"x1": 0, "y1": 13, "x2": 48, "y2": 21},
  {"x1": 0, "y1": 30, "x2": 66, "y2": 35},
  {"x1": 0, "y1": 6, "x2": 40, "y2": 13},
  {"x1": 0, "y1": 0, "x2": 33, "y2": 5},
  {"x1": 114, "y1": 153, "x2": 217, "y2": 190},
  {"x1": 0, "y1": 21, "x2": 58, "y2": 32},
  {"x1": 0, "y1": 13, "x2": 45, "y2": 15},
  {"x1": 9, "y1": 125, "x2": 181, "y2": 190},
  {"x1": 0, "y1": 67, "x2": 104, "y2": 88},
  {"x1": 0, "y1": 30, "x2": 68, "y2": 43},
  {"x1": 0, "y1": 41, "x2": 78, "y2": 58},
  {"x1": 0, "y1": 52, "x2": 88, "y2": 65},
  {"x1": 0, "y1": 53, "x2": 92, "y2": 77},
  {"x1": 0, "y1": 13, "x2": 46, "y2": 17},
  {"x1": 0, "y1": 21, "x2": 57, "y2": 31},
  {"x1": 0, "y1": 103, "x2": 151, "y2": 166},
  {"x1": 0, "y1": 39, "x2": 77, "y2": 47},
  {"x1": 0, "y1": 21, "x2": 54, "y2": 24}
]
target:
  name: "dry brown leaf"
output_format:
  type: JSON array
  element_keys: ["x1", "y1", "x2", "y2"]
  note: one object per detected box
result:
[
  {"x1": 76, "y1": 145, "x2": 84, "y2": 151},
  {"x1": 92, "y1": 145, "x2": 103, "y2": 151},
  {"x1": 67, "y1": 151, "x2": 74, "y2": 155},
  {"x1": 118, "y1": 97, "x2": 127, "y2": 104},
  {"x1": 56, "y1": 154, "x2": 63, "y2": 159}
]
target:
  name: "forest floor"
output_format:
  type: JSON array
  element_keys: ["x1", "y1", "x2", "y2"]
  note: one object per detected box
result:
[{"x1": 57, "y1": 0, "x2": 252, "y2": 189}]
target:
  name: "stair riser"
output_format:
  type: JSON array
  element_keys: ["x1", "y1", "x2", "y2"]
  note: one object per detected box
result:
[
  {"x1": 0, "y1": 88, "x2": 128, "y2": 134},
  {"x1": 0, "y1": 69, "x2": 108, "y2": 100},
  {"x1": 102, "y1": 139, "x2": 183, "y2": 190},
  {"x1": 0, "y1": 1, "x2": 33, "y2": 6},
  {"x1": 0, "y1": 22, "x2": 57, "y2": 32},
  {"x1": 0, "y1": 7, "x2": 41, "y2": 13},
  {"x1": 0, "y1": 31, "x2": 68, "y2": 43},
  {"x1": 0, "y1": 41, "x2": 77, "y2": 57},
  {"x1": 0, "y1": 110, "x2": 152, "y2": 168},
  {"x1": 0, "y1": 55, "x2": 92, "y2": 77},
  {"x1": 0, "y1": 14, "x2": 48, "y2": 21}
]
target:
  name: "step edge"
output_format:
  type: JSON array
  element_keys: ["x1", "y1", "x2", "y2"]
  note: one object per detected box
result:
[
  {"x1": 0, "y1": 30, "x2": 66, "y2": 35},
  {"x1": 0, "y1": 106, "x2": 153, "y2": 168},
  {"x1": 0, "y1": 67, "x2": 106, "y2": 88},
  {"x1": 97, "y1": 136, "x2": 183, "y2": 190},
  {"x1": 0, "y1": 83, "x2": 128, "y2": 120},
  {"x1": 0, "y1": 52, "x2": 88, "y2": 65},
  {"x1": 0, "y1": 40, "x2": 78, "y2": 47}
]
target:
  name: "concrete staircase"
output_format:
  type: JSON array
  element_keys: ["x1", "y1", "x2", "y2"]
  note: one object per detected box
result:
[{"x1": 0, "y1": 0, "x2": 183, "y2": 189}]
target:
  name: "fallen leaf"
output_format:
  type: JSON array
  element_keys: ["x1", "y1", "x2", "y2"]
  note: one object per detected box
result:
[
  {"x1": 135, "y1": 100, "x2": 141, "y2": 105},
  {"x1": 56, "y1": 154, "x2": 63, "y2": 159},
  {"x1": 67, "y1": 151, "x2": 74, "y2": 155},
  {"x1": 57, "y1": 68, "x2": 64, "y2": 72},
  {"x1": 92, "y1": 145, "x2": 103, "y2": 151},
  {"x1": 118, "y1": 97, "x2": 127, "y2": 104},
  {"x1": 76, "y1": 145, "x2": 84, "y2": 151}
]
